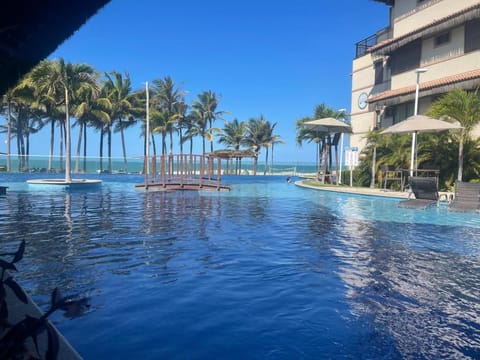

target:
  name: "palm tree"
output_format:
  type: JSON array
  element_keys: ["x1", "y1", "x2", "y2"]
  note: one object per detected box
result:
[
  {"x1": 102, "y1": 71, "x2": 136, "y2": 172},
  {"x1": 296, "y1": 116, "x2": 326, "y2": 172},
  {"x1": 218, "y1": 118, "x2": 246, "y2": 150},
  {"x1": 73, "y1": 79, "x2": 110, "y2": 172},
  {"x1": 1, "y1": 89, "x2": 18, "y2": 171},
  {"x1": 218, "y1": 118, "x2": 246, "y2": 174},
  {"x1": 270, "y1": 133, "x2": 285, "y2": 175},
  {"x1": 295, "y1": 109, "x2": 332, "y2": 177},
  {"x1": 427, "y1": 89, "x2": 480, "y2": 182},
  {"x1": 182, "y1": 112, "x2": 202, "y2": 156},
  {"x1": 259, "y1": 119, "x2": 282, "y2": 175},
  {"x1": 191, "y1": 91, "x2": 225, "y2": 154},
  {"x1": 29, "y1": 59, "x2": 96, "y2": 181},
  {"x1": 151, "y1": 76, "x2": 186, "y2": 155},
  {"x1": 1, "y1": 78, "x2": 46, "y2": 171},
  {"x1": 243, "y1": 116, "x2": 273, "y2": 175}
]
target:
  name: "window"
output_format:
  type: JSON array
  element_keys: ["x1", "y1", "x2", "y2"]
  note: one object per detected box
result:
[
  {"x1": 388, "y1": 102, "x2": 414, "y2": 125},
  {"x1": 374, "y1": 61, "x2": 384, "y2": 85},
  {"x1": 465, "y1": 19, "x2": 480, "y2": 53},
  {"x1": 434, "y1": 32, "x2": 450, "y2": 47},
  {"x1": 390, "y1": 39, "x2": 421, "y2": 75}
]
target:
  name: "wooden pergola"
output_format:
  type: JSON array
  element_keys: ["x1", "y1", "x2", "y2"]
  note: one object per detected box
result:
[{"x1": 209, "y1": 150, "x2": 257, "y2": 175}]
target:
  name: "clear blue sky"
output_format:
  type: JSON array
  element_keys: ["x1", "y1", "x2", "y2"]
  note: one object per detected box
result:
[{"x1": 35, "y1": 0, "x2": 388, "y2": 164}]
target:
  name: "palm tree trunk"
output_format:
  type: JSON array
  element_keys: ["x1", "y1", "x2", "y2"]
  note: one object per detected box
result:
[
  {"x1": 107, "y1": 123, "x2": 112, "y2": 173},
  {"x1": 75, "y1": 123, "x2": 83, "y2": 173},
  {"x1": 179, "y1": 127, "x2": 184, "y2": 154},
  {"x1": 370, "y1": 146, "x2": 377, "y2": 188},
  {"x1": 209, "y1": 120, "x2": 214, "y2": 153},
  {"x1": 83, "y1": 124, "x2": 87, "y2": 172},
  {"x1": 458, "y1": 131, "x2": 465, "y2": 182},
  {"x1": 151, "y1": 133, "x2": 157, "y2": 156},
  {"x1": 264, "y1": 147, "x2": 269, "y2": 176},
  {"x1": 59, "y1": 121, "x2": 64, "y2": 172},
  {"x1": 271, "y1": 144, "x2": 274, "y2": 175},
  {"x1": 65, "y1": 88, "x2": 72, "y2": 182},
  {"x1": 99, "y1": 128, "x2": 104, "y2": 172},
  {"x1": 120, "y1": 120, "x2": 128, "y2": 172},
  {"x1": 6, "y1": 101, "x2": 11, "y2": 172},
  {"x1": 49, "y1": 121, "x2": 55, "y2": 171}
]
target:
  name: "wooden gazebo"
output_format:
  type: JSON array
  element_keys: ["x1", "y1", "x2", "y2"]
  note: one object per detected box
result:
[{"x1": 209, "y1": 149, "x2": 257, "y2": 175}]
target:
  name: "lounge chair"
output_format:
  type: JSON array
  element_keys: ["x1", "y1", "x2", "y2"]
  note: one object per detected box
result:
[
  {"x1": 448, "y1": 181, "x2": 480, "y2": 212},
  {"x1": 398, "y1": 176, "x2": 439, "y2": 209}
]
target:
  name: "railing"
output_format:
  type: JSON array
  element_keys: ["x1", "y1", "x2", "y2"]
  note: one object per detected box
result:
[
  {"x1": 143, "y1": 154, "x2": 224, "y2": 190},
  {"x1": 354, "y1": 27, "x2": 391, "y2": 58},
  {"x1": 355, "y1": 33, "x2": 378, "y2": 58}
]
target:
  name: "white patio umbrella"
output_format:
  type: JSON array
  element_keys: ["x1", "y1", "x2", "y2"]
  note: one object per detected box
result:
[
  {"x1": 380, "y1": 115, "x2": 462, "y2": 176},
  {"x1": 305, "y1": 118, "x2": 352, "y2": 184}
]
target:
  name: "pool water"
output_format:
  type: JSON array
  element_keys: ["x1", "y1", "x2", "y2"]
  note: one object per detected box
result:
[{"x1": 1, "y1": 174, "x2": 480, "y2": 359}]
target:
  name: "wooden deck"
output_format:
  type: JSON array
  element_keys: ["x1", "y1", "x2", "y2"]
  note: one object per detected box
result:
[{"x1": 136, "y1": 154, "x2": 231, "y2": 192}]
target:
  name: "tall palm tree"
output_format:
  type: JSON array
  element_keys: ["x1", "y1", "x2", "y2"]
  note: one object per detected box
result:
[
  {"x1": 191, "y1": 90, "x2": 225, "y2": 154},
  {"x1": 296, "y1": 104, "x2": 345, "y2": 180},
  {"x1": 218, "y1": 118, "x2": 246, "y2": 150},
  {"x1": 1, "y1": 78, "x2": 46, "y2": 171},
  {"x1": 218, "y1": 118, "x2": 246, "y2": 174},
  {"x1": 427, "y1": 89, "x2": 480, "y2": 182},
  {"x1": 29, "y1": 59, "x2": 96, "y2": 181},
  {"x1": 243, "y1": 116, "x2": 274, "y2": 175},
  {"x1": 73, "y1": 79, "x2": 110, "y2": 172},
  {"x1": 270, "y1": 133, "x2": 285, "y2": 175},
  {"x1": 182, "y1": 112, "x2": 201, "y2": 156},
  {"x1": 151, "y1": 76, "x2": 186, "y2": 154},
  {"x1": 259, "y1": 119, "x2": 281, "y2": 175},
  {"x1": 175, "y1": 101, "x2": 188, "y2": 154},
  {"x1": 1, "y1": 89, "x2": 18, "y2": 171},
  {"x1": 102, "y1": 71, "x2": 136, "y2": 172}
]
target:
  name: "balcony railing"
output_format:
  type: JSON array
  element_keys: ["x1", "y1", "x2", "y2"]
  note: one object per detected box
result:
[
  {"x1": 355, "y1": 34, "x2": 378, "y2": 58},
  {"x1": 355, "y1": 27, "x2": 392, "y2": 58}
]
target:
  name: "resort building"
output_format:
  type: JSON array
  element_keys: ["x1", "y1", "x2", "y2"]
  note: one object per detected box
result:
[{"x1": 350, "y1": 0, "x2": 480, "y2": 151}]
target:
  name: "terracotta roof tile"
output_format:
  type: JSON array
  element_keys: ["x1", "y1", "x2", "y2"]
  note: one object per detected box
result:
[{"x1": 368, "y1": 69, "x2": 480, "y2": 102}]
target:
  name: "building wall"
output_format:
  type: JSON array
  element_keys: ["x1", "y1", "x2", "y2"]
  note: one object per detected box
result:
[
  {"x1": 350, "y1": 55, "x2": 375, "y2": 150},
  {"x1": 392, "y1": 0, "x2": 479, "y2": 37},
  {"x1": 392, "y1": 51, "x2": 480, "y2": 89},
  {"x1": 350, "y1": 0, "x2": 480, "y2": 153}
]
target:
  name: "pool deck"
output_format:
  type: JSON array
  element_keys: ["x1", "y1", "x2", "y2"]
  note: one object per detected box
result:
[{"x1": 295, "y1": 180, "x2": 453, "y2": 201}]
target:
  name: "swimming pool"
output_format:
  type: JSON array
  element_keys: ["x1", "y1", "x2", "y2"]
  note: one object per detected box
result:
[{"x1": 1, "y1": 174, "x2": 479, "y2": 359}]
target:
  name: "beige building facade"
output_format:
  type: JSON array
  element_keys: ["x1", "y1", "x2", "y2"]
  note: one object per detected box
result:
[{"x1": 350, "y1": 0, "x2": 480, "y2": 151}]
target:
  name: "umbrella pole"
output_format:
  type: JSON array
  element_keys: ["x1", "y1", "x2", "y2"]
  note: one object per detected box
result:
[
  {"x1": 410, "y1": 131, "x2": 417, "y2": 177},
  {"x1": 322, "y1": 138, "x2": 327, "y2": 184}
]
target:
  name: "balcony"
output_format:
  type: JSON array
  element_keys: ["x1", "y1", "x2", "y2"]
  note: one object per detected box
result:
[
  {"x1": 355, "y1": 34, "x2": 378, "y2": 58},
  {"x1": 355, "y1": 27, "x2": 392, "y2": 58}
]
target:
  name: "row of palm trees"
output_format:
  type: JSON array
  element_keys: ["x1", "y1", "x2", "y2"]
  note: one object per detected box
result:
[{"x1": 0, "y1": 58, "x2": 282, "y2": 175}]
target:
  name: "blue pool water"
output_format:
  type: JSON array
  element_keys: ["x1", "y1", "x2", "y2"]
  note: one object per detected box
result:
[{"x1": 1, "y1": 174, "x2": 480, "y2": 359}]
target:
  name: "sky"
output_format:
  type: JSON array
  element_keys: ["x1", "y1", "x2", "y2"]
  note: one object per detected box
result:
[{"x1": 29, "y1": 0, "x2": 389, "y2": 164}]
